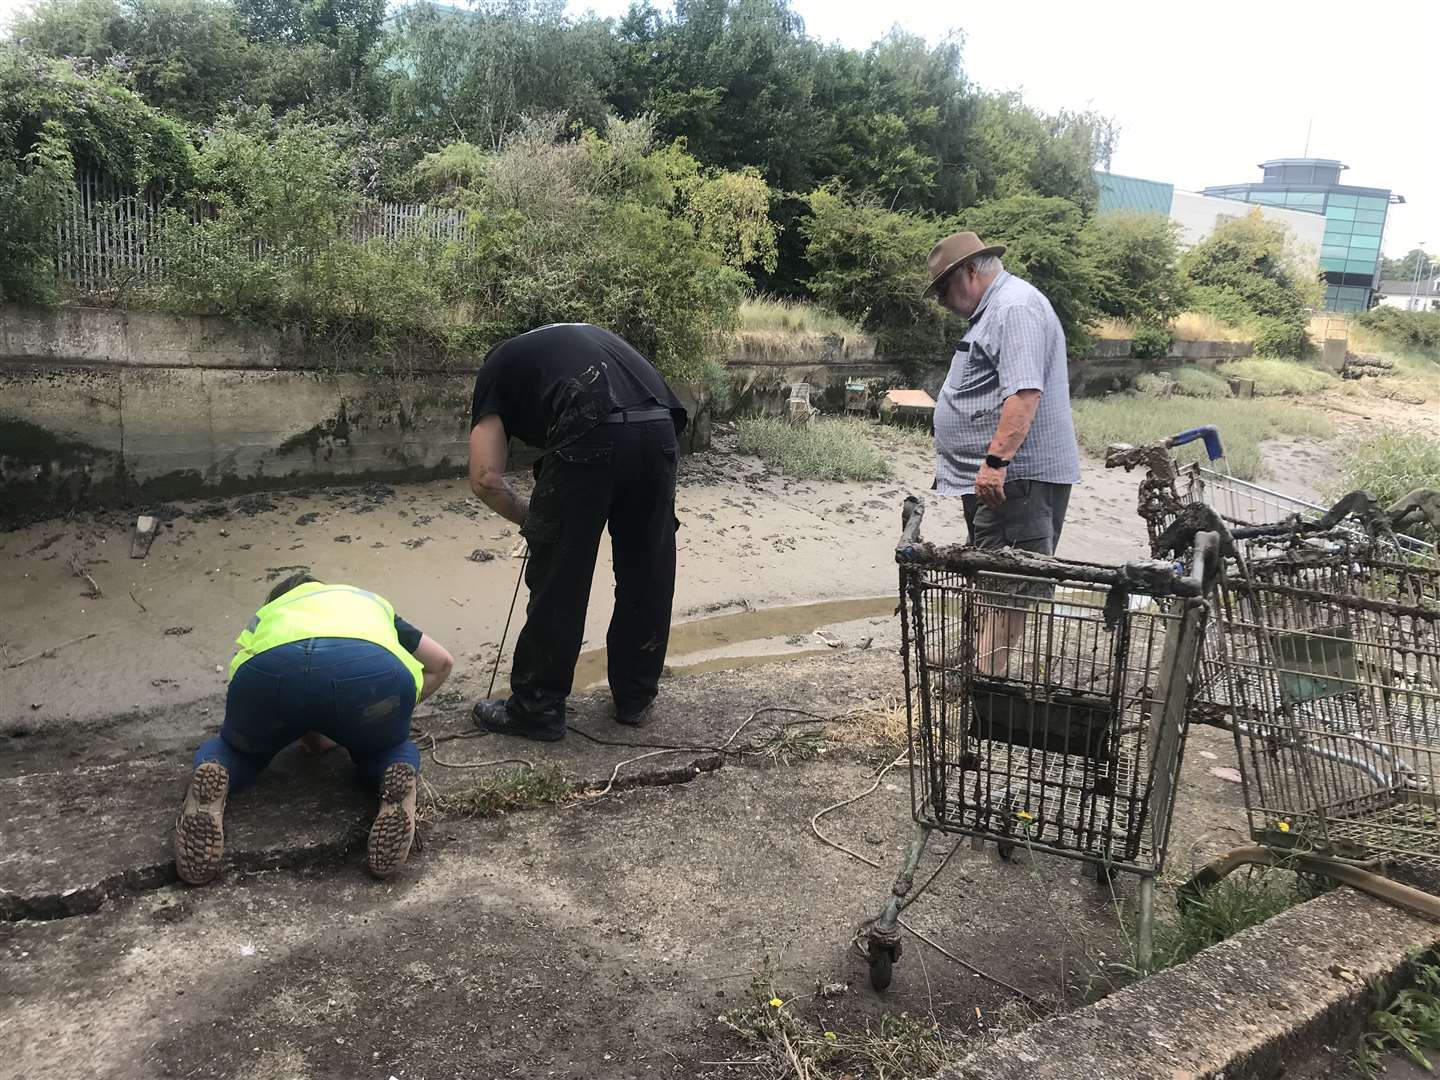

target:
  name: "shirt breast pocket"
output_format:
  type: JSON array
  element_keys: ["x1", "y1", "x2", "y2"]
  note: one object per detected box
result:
[{"x1": 952, "y1": 340, "x2": 998, "y2": 396}]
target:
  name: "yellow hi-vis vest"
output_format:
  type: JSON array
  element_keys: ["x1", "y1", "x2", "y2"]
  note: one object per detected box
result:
[{"x1": 228, "y1": 582, "x2": 425, "y2": 701}]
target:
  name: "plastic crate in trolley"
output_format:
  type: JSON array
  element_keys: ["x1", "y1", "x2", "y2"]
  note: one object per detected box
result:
[{"x1": 861, "y1": 497, "x2": 1217, "y2": 992}]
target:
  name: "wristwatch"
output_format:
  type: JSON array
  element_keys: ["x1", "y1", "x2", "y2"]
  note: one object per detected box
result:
[{"x1": 984, "y1": 453, "x2": 1011, "y2": 469}]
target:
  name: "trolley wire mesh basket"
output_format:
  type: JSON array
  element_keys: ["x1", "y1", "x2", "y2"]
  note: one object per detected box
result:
[{"x1": 862, "y1": 497, "x2": 1217, "y2": 991}]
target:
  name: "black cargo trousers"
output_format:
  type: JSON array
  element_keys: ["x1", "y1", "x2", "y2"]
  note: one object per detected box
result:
[{"x1": 508, "y1": 417, "x2": 678, "y2": 722}]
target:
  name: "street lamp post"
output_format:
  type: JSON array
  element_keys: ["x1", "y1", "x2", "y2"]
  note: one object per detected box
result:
[{"x1": 1411, "y1": 242, "x2": 1429, "y2": 311}]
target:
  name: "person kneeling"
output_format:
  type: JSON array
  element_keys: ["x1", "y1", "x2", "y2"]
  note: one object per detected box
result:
[{"x1": 174, "y1": 574, "x2": 454, "y2": 885}]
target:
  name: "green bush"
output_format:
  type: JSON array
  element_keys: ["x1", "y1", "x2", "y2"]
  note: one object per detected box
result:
[
  {"x1": 148, "y1": 116, "x2": 749, "y2": 380},
  {"x1": 0, "y1": 121, "x2": 74, "y2": 303},
  {"x1": 0, "y1": 45, "x2": 196, "y2": 190},
  {"x1": 1330, "y1": 431, "x2": 1440, "y2": 509},
  {"x1": 1131, "y1": 322, "x2": 1174, "y2": 360},
  {"x1": 1354, "y1": 307, "x2": 1440, "y2": 358},
  {"x1": 736, "y1": 417, "x2": 890, "y2": 481},
  {"x1": 960, "y1": 193, "x2": 1096, "y2": 351},
  {"x1": 1251, "y1": 316, "x2": 1310, "y2": 359},
  {"x1": 1083, "y1": 211, "x2": 1188, "y2": 325},
  {"x1": 1182, "y1": 209, "x2": 1321, "y2": 358},
  {"x1": 800, "y1": 185, "x2": 962, "y2": 379}
]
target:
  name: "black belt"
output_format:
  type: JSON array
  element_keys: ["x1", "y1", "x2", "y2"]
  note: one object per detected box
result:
[{"x1": 600, "y1": 407, "x2": 672, "y2": 424}]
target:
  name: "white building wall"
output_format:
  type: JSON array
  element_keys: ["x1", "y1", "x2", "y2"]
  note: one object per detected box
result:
[{"x1": 1168, "y1": 190, "x2": 1325, "y2": 269}]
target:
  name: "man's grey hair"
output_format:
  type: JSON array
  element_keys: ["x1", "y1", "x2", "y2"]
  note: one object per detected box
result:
[{"x1": 964, "y1": 254, "x2": 1004, "y2": 276}]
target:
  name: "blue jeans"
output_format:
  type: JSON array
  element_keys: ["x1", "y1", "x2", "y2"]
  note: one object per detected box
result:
[{"x1": 195, "y1": 638, "x2": 420, "y2": 791}]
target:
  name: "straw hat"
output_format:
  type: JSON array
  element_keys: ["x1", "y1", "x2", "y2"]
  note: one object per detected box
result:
[{"x1": 922, "y1": 231, "x2": 1006, "y2": 297}]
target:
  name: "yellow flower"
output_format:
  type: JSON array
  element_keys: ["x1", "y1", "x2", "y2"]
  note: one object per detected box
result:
[
  {"x1": 1016, "y1": 810, "x2": 1034, "y2": 821},
  {"x1": 824, "y1": 1032, "x2": 837, "y2": 1040},
  {"x1": 1277, "y1": 820, "x2": 1291, "y2": 833},
  {"x1": 769, "y1": 998, "x2": 784, "y2": 1008}
]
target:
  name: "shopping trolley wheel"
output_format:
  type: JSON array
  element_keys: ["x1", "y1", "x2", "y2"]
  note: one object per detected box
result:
[{"x1": 868, "y1": 945, "x2": 896, "y2": 991}]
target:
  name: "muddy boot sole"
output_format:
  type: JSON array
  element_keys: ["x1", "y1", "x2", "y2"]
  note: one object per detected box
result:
[
  {"x1": 175, "y1": 761, "x2": 229, "y2": 885},
  {"x1": 368, "y1": 762, "x2": 418, "y2": 879}
]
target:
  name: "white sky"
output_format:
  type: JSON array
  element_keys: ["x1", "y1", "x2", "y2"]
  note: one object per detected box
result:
[{"x1": 3, "y1": 0, "x2": 1433, "y2": 256}]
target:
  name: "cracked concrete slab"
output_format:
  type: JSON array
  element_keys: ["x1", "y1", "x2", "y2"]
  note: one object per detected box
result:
[
  {"x1": 1, "y1": 649, "x2": 898, "y2": 921},
  {"x1": 0, "y1": 751, "x2": 372, "y2": 920}
]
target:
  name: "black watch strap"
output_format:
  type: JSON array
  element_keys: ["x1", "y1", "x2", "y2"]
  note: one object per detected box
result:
[{"x1": 984, "y1": 453, "x2": 1011, "y2": 469}]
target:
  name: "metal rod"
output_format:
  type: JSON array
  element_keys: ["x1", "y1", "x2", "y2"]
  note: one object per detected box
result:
[
  {"x1": 487, "y1": 550, "x2": 528, "y2": 698},
  {"x1": 1136, "y1": 875, "x2": 1155, "y2": 971}
]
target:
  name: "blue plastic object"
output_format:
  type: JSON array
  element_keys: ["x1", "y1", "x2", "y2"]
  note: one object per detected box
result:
[{"x1": 1166, "y1": 425, "x2": 1225, "y2": 463}]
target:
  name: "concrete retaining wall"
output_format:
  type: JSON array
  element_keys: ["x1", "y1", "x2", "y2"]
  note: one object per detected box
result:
[
  {"x1": 0, "y1": 304, "x2": 1257, "y2": 523},
  {"x1": 0, "y1": 305, "x2": 724, "y2": 524}
]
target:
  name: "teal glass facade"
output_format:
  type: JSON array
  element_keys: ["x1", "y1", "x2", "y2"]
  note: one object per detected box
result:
[{"x1": 1203, "y1": 159, "x2": 1398, "y2": 312}]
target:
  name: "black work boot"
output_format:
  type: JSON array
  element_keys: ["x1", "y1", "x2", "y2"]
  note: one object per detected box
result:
[
  {"x1": 614, "y1": 700, "x2": 655, "y2": 727},
  {"x1": 472, "y1": 698, "x2": 565, "y2": 742}
]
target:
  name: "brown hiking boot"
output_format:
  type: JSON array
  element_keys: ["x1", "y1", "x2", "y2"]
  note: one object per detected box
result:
[
  {"x1": 368, "y1": 762, "x2": 418, "y2": 879},
  {"x1": 174, "y1": 761, "x2": 229, "y2": 885}
]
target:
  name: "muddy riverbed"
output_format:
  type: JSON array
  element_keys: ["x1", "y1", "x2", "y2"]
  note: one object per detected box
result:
[{"x1": 2, "y1": 424, "x2": 1348, "y2": 734}]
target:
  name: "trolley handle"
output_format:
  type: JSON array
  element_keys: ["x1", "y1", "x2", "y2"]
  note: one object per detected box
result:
[
  {"x1": 1164, "y1": 425, "x2": 1225, "y2": 463},
  {"x1": 898, "y1": 495, "x2": 926, "y2": 550}
]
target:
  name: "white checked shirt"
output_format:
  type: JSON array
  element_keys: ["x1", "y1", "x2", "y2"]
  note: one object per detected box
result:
[{"x1": 933, "y1": 271, "x2": 1081, "y2": 495}]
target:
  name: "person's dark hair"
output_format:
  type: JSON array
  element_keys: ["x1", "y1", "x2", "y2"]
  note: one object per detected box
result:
[{"x1": 266, "y1": 573, "x2": 318, "y2": 605}]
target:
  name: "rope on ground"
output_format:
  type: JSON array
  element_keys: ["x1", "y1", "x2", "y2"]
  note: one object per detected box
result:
[
  {"x1": 413, "y1": 727, "x2": 534, "y2": 772},
  {"x1": 809, "y1": 750, "x2": 909, "y2": 869}
]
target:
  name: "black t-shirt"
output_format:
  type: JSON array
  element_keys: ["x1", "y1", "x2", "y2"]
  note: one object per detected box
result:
[
  {"x1": 393, "y1": 615, "x2": 422, "y2": 655},
  {"x1": 469, "y1": 323, "x2": 688, "y2": 451}
]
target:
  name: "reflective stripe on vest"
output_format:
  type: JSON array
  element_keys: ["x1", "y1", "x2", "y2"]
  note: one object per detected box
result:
[{"x1": 228, "y1": 582, "x2": 424, "y2": 700}]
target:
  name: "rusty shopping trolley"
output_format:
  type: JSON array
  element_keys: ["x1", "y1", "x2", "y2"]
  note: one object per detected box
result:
[
  {"x1": 1170, "y1": 521, "x2": 1440, "y2": 917},
  {"x1": 862, "y1": 498, "x2": 1218, "y2": 991}
]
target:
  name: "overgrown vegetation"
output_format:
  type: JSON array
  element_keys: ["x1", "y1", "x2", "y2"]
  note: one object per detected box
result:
[
  {"x1": 145, "y1": 113, "x2": 756, "y2": 378},
  {"x1": 1216, "y1": 358, "x2": 1337, "y2": 397},
  {"x1": 739, "y1": 296, "x2": 863, "y2": 338},
  {"x1": 1354, "y1": 307, "x2": 1440, "y2": 360},
  {"x1": 1072, "y1": 394, "x2": 1332, "y2": 480},
  {"x1": 1330, "y1": 431, "x2": 1440, "y2": 509},
  {"x1": 736, "y1": 417, "x2": 891, "y2": 481},
  {"x1": 1182, "y1": 209, "x2": 1323, "y2": 359},
  {"x1": 0, "y1": 0, "x2": 1129, "y2": 373},
  {"x1": 1356, "y1": 954, "x2": 1440, "y2": 1076},
  {"x1": 1143, "y1": 871, "x2": 1301, "y2": 974}
]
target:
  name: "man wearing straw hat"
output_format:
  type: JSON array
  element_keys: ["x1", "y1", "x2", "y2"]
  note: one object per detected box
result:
[{"x1": 924, "y1": 232, "x2": 1081, "y2": 672}]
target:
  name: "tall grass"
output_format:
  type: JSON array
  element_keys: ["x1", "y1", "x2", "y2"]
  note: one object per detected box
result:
[
  {"x1": 1330, "y1": 430, "x2": 1440, "y2": 506},
  {"x1": 1146, "y1": 871, "x2": 1300, "y2": 973},
  {"x1": 1217, "y1": 358, "x2": 1337, "y2": 396},
  {"x1": 1094, "y1": 311, "x2": 1251, "y2": 343},
  {"x1": 1071, "y1": 394, "x2": 1333, "y2": 480},
  {"x1": 739, "y1": 296, "x2": 863, "y2": 337},
  {"x1": 736, "y1": 416, "x2": 891, "y2": 481}
]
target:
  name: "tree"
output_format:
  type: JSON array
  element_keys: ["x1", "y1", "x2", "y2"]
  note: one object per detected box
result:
[
  {"x1": 962, "y1": 92, "x2": 1115, "y2": 212},
  {"x1": 382, "y1": 0, "x2": 617, "y2": 149},
  {"x1": 10, "y1": 0, "x2": 257, "y2": 121},
  {"x1": 0, "y1": 45, "x2": 196, "y2": 189},
  {"x1": 1380, "y1": 248, "x2": 1434, "y2": 283},
  {"x1": 0, "y1": 120, "x2": 75, "y2": 302},
  {"x1": 800, "y1": 185, "x2": 962, "y2": 375},
  {"x1": 959, "y1": 193, "x2": 1095, "y2": 347},
  {"x1": 1082, "y1": 211, "x2": 1188, "y2": 325},
  {"x1": 1182, "y1": 208, "x2": 1322, "y2": 357}
]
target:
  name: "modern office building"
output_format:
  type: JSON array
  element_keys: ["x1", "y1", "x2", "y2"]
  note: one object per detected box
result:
[
  {"x1": 1202, "y1": 158, "x2": 1404, "y2": 312},
  {"x1": 1095, "y1": 170, "x2": 1325, "y2": 265}
]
